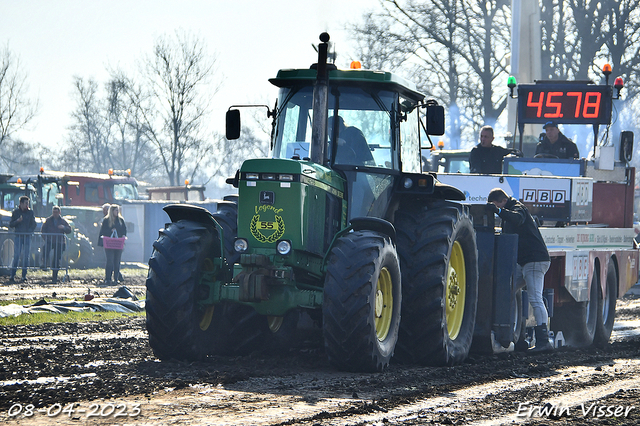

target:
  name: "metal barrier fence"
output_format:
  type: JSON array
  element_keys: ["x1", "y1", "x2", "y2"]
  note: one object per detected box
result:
[{"x1": 0, "y1": 230, "x2": 70, "y2": 282}]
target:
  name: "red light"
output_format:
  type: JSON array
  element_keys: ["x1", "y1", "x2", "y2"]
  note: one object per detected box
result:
[
  {"x1": 614, "y1": 77, "x2": 624, "y2": 89},
  {"x1": 350, "y1": 61, "x2": 362, "y2": 69}
]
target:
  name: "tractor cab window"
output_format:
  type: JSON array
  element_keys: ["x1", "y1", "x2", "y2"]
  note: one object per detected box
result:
[
  {"x1": 273, "y1": 86, "x2": 396, "y2": 170},
  {"x1": 113, "y1": 183, "x2": 138, "y2": 201},
  {"x1": 42, "y1": 182, "x2": 61, "y2": 207}
]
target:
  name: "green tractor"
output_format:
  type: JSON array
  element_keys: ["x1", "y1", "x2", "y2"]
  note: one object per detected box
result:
[{"x1": 146, "y1": 33, "x2": 478, "y2": 371}]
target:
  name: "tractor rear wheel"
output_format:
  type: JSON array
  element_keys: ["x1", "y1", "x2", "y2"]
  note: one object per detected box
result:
[
  {"x1": 68, "y1": 232, "x2": 94, "y2": 269},
  {"x1": 323, "y1": 231, "x2": 401, "y2": 372},
  {"x1": 594, "y1": 262, "x2": 617, "y2": 345},
  {"x1": 146, "y1": 220, "x2": 221, "y2": 360},
  {"x1": 395, "y1": 201, "x2": 478, "y2": 366}
]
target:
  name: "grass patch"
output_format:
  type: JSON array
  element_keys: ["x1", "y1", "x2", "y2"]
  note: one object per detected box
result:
[{"x1": 0, "y1": 310, "x2": 144, "y2": 327}]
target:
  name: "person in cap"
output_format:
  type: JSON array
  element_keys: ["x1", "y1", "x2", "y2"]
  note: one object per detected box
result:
[{"x1": 535, "y1": 121, "x2": 579, "y2": 159}]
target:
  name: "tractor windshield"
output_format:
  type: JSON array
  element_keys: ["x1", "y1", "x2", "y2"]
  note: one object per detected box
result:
[{"x1": 273, "y1": 86, "x2": 397, "y2": 170}]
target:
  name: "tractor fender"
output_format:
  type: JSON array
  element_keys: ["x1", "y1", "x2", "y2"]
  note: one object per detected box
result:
[
  {"x1": 163, "y1": 204, "x2": 219, "y2": 228},
  {"x1": 350, "y1": 217, "x2": 396, "y2": 243},
  {"x1": 432, "y1": 181, "x2": 466, "y2": 201}
]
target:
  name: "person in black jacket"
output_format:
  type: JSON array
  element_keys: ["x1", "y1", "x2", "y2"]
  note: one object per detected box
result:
[
  {"x1": 98, "y1": 204, "x2": 127, "y2": 285},
  {"x1": 469, "y1": 126, "x2": 519, "y2": 174},
  {"x1": 8, "y1": 196, "x2": 37, "y2": 282},
  {"x1": 535, "y1": 121, "x2": 579, "y2": 159},
  {"x1": 487, "y1": 188, "x2": 553, "y2": 351},
  {"x1": 41, "y1": 206, "x2": 72, "y2": 283}
]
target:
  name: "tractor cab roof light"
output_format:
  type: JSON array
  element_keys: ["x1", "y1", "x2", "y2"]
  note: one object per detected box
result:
[
  {"x1": 246, "y1": 173, "x2": 259, "y2": 180},
  {"x1": 279, "y1": 174, "x2": 294, "y2": 181}
]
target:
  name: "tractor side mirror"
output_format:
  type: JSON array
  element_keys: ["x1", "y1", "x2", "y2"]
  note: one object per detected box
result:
[
  {"x1": 226, "y1": 109, "x2": 241, "y2": 140},
  {"x1": 425, "y1": 104, "x2": 445, "y2": 136}
]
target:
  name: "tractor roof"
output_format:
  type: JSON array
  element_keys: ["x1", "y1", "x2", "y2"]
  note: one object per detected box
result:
[{"x1": 269, "y1": 68, "x2": 425, "y2": 102}]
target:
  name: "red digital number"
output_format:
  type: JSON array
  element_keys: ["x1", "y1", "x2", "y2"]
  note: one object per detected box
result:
[
  {"x1": 567, "y1": 92, "x2": 583, "y2": 118},
  {"x1": 527, "y1": 91, "x2": 544, "y2": 117},
  {"x1": 544, "y1": 92, "x2": 563, "y2": 118},
  {"x1": 583, "y1": 92, "x2": 601, "y2": 118}
]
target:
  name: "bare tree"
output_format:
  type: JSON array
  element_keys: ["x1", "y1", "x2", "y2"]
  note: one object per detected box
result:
[
  {"x1": 0, "y1": 44, "x2": 38, "y2": 153},
  {"x1": 209, "y1": 125, "x2": 269, "y2": 185},
  {"x1": 104, "y1": 72, "x2": 162, "y2": 181},
  {"x1": 349, "y1": 0, "x2": 511, "y2": 147},
  {"x1": 65, "y1": 77, "x2": 109, "y2": 172},
  {"x1": 136, "y1": 31, "x2": 220, "y2": 185}
]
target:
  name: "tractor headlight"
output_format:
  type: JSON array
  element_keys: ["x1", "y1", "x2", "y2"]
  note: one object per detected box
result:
[
  {"x1": 403, "y1": 178, "x2": 413, "y2": 189},
  {"x1": 276, "y1": 240, "x2": 292, "y2": 255},
  {"x1": 234, "y1": 238, "x2": 248, "y2": 253}
]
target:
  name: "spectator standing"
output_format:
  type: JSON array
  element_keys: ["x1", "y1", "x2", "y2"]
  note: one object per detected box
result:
[
  {"x1": 41, "y1": 206, "x2": 72, "y2": 283},
  {"x1": 469, "y1": 125, "x2": 518, "y2": 174},
  {"x1": 487, "y1": 188, "x2": 553, "y2": 352},
  {"x1": 535, "y1": 121, "x2": 580, "y2": 159},
  {"x1": 9, "y1": 196, "x2": 37, "y2": 282},
  {"x1": 98, "y1": 205, "x2": 127, "y2": 285}
]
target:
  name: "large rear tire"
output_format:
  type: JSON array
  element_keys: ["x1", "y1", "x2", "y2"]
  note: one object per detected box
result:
[
  {"x1": 68, "y1": 232, "x2": 94, "y2": 269},
  {"x1": 552, "y1": 271, "x2": 598, "y2": 347},
  {"x1": 394, "y1": 201, "x2": 478, "y2": 366},
  {"x1": 146, "y1": 220, "x2": 221, "y2": 360},
  {"x1": 594, "y1": 262, "x2": 617, "y2": 346},
  {"x1": 323, "y1": 231, "x2": 401, "y2": 372}
]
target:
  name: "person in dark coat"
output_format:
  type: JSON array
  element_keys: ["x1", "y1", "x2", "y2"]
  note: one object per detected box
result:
[
  {"x1": 487, "y1": 188, "x2": 553, "y2": 352},
  {"x1": 8, "y1": 196, "x2": 37, "y2": 282},
  {"x1": 535, "y1": 121, "x2": 580, "y2": 159},
  {"x1": 41, "y1": 206, "x2": 72, "y2": 283},
  {"x1": 98, "y1": 204, "x2": 127, "y2": 284},
  {"x1": 469, "y1": 125, "x2": 519, "y2": 174}
]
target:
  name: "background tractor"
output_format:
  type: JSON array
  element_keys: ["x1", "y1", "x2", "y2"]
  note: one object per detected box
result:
[{"x1": 145, "y1": 33, "x2": 485, "y2": 372}]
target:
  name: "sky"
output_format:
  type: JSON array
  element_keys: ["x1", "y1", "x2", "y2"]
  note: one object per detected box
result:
[{"x1": 2, "y1": 0, "x2": 378, "y2": 152}]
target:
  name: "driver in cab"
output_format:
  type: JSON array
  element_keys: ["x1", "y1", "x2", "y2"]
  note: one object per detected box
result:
[
  {"x1": 329, "y1": 115, "x2": 374, "y2": 166},
  {"x1": 535, "y1": 121, "x2": 580, "y2": 159}
]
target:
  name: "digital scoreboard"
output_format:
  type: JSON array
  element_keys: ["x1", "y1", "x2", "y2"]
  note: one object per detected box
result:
[{"x1": 517, "y1": 83, "x2": 613, "y2": 125}]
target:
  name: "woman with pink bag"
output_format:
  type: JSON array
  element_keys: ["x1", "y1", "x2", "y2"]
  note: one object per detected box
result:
[{"x1": 98, "y1": 204, "x2": 127, "y2": 285}]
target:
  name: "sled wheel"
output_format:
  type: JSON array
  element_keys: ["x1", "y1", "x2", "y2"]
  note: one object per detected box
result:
[
  {"x1": 512, "y1": 288, "x2": 526, "y2": 346},
  {"x1": 594, "y1": 261, "x2": 617, "y2": 345},
  {"x1": 395, "y1": 201, "x2": 478, "y2": 366},
  {"x1": 553, "y1": 270, "x2": 598, "y2": 347},
  {"x1": 323, "y1": 231, "x2": 401, "y2": 372}
]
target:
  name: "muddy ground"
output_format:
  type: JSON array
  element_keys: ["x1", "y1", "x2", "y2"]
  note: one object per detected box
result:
[{"x1": 1, "y1": 271, "x2": 639, "y2": 425}]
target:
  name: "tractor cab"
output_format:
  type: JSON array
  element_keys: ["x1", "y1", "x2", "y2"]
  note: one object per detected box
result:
[{"x1": 268, "y1": 68, "x2": 429, "y2": 220}]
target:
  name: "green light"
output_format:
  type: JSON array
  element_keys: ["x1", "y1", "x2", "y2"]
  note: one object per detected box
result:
[{"x1": 507, "y1": 76, "x2": 517, "y2": 88}]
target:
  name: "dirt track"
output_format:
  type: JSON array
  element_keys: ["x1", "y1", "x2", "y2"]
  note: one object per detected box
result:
[{"x1": 1, "y1": 272, "x2": 640, "y2": 425}]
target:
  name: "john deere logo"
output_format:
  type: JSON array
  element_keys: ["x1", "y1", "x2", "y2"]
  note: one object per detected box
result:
[{"x1": 250, "y1": 205, "x2": 285, "y2": 243}]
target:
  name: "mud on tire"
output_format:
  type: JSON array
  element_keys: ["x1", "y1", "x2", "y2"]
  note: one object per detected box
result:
[
  {"x1": 394, "y1": 201, "x2": 478, "y2": 366},
  {"x1": 323, "y1": 231, "x2": 401, "y2": 372}
]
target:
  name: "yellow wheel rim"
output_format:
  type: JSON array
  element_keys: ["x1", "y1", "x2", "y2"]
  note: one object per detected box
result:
[
  {"x1": 199, "y1": 305, "x2": 215, "y2": 331},
  {"x1": 446, "y1": 241, "x2": 466, "y2": 340},
  {"x1": 267, "y1": 316, "x2": 284, "y2": 333},
  {"x1": 198, "y1": 257, "x2": 217, "y2": 331},
  {"x1": 375, "y1": 267, "x2": 394, "y2": 341}
]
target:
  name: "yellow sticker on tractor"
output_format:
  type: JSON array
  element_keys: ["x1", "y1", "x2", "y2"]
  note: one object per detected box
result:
[{"x1": 250, "y1": 205, "x2": 285, "y2": 243}]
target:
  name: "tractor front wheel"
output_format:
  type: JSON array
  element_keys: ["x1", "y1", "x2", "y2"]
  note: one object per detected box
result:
[
  {"x1": 395, "y1": 201, "x2": 479, "y2": 366},
  {"x1": 323, "y1": 231, "x2": 401, "y2": 372}
]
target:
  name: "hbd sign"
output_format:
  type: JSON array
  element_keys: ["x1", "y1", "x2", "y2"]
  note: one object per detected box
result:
[{"x1": 522, "y1": 189, "x2": 566, "y2": 205}]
